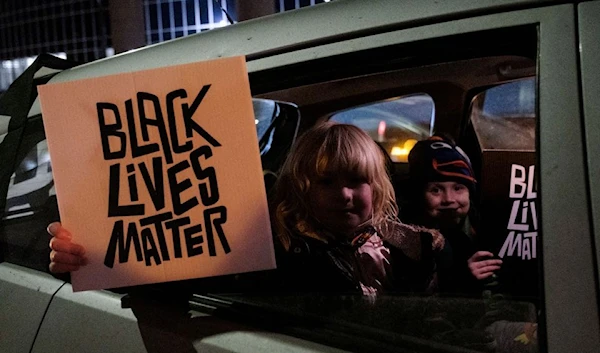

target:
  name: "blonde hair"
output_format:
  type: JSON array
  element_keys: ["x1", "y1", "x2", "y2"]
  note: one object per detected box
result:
[{"x1": 273, "y1": 122, "x2": 398, "y2": 250}]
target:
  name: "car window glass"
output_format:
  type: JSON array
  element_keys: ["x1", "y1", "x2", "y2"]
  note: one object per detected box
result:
[
  {"x1": 329, "y1": 94, "x2": 434, "y2": 162},
  {"x1": 5, "y1": 140, "x2": 54, "y2": 216},
  {"x1": 1, "y1": 135, "x2": 58, "y2": 272},
  {"x1": 0, "y1": 114, "x2": 9, "y2": 144},
  {"x1": 470, "y1": 78, "x2": 535, "y2": 151}
]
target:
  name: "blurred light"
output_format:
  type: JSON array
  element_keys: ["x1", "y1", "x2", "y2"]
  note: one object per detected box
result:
[
  {"x1": 255, "y1": 119, "x2": 259, "y2": 124},
  {"x1": 377, "y1": 120, "x2": 386, "y2": 142},
  {"x1": 390, "y1": 139, "x2": 418, "y2": 163}
]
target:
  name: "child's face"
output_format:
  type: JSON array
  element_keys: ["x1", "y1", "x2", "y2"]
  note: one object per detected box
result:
[
  {"x1": 308, "y1": 172, "x2": 373, "y2": 236},
  {"x1": 423, "y1": 181, "x2": 470, "y2": 228}
]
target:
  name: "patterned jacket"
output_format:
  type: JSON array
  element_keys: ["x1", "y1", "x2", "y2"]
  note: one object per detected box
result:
[{"x1": 273, "y1": 220, "x2": 445, "y2": 296}]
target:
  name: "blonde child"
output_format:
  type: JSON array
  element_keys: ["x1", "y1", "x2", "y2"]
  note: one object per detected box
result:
[
  {"x1": 49, "y1": 122, "x2": 444, "y2": 296},
  {"x1": 269, "y1": 122, "x2": 444, "y2": 295}
]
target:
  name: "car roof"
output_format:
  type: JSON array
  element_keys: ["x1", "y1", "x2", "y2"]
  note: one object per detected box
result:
[{"x1": 49, "y1": 0, "x2": 557, "y2": 84}]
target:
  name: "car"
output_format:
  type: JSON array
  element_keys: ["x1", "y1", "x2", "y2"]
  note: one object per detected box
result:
[{"x1": 1, "y1": 0, "x2": 599, "y2": 352}]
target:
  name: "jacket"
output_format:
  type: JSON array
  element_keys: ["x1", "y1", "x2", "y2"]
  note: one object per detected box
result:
[{"x1": 273, "y1": 220, "x2": 445, "y2": 296}]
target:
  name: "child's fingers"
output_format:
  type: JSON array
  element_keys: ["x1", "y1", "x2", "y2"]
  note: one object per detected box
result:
[
  {"x1": 47, "y1": 223, "x2": 88, "y2": 274},
  {"x1": 470, "y1": 259, "x2": 502, "y2": 279},
  {"x1": 49, "y1": 262, "x2": 81, "y2": 274},
  {"x1": 47, "y1": 222, "x2": 72, "y2": 240},
  {"x1": 49, "y1": 237, "x2": 86, "y2": 256},
  {"x1": 477, "y1": 265, "x2": 501, "y2": 274},
  {"x1": 479, "y1": 259, "x2": 503, "y2": 267},
  {"x1": 469, "y1": 251, "x2": 495, "y2": 261},
  {"x1": 50, "y1": 250, "x2": 87, "y2": 266},
  {"x1": 474, "y1": 271, "x2": 496, "y2": 280}
]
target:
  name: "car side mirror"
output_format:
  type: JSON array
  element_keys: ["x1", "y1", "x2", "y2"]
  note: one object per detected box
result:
[{"x1": 252, "y1": 98, "x2": 301, "y2": 174}]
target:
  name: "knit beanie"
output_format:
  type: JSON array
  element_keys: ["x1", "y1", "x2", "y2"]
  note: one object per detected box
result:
[{"x1": 408, "y1": 135, "x2": 476, "y2": 189}]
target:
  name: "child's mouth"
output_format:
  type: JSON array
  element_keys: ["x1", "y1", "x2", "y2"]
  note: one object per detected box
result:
[
  {"x1": 438, "y1": 208, "x2": 458, "y2": 212},
  {"x1": 338, "y1": 210, "x2": 355, "y2": 218}
]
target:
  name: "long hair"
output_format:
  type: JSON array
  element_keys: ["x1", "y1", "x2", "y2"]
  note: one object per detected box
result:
[{"x1": 272, "y1": 122, "x2": 398, "y2": 250}]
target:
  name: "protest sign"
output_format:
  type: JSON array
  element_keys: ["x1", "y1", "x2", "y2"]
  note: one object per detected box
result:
[{"x1": 38, "y1": 56, "x2": 276, "y2": 291}]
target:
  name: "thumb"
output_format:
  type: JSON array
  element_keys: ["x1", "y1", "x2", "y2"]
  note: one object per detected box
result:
[{"x1": 47, "y1": 222, "x2": 72, "y2": 240}]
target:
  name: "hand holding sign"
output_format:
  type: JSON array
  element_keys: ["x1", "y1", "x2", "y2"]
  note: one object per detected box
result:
[
  {"x1": 39, "y1": 56, "x2": 276, "y2": 291},
  {"x1": 48, "y1": 222, "x2": 88, "y2": 273}
]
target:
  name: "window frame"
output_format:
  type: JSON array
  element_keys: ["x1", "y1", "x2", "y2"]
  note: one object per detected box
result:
[{"x1": 578, "y1": 0, "x2": 600, "y2": 302}]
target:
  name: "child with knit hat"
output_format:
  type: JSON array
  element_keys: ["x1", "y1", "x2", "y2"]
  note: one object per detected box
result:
[{"x1": 405, "y1": 135, "x2": 502, "y2": 296}]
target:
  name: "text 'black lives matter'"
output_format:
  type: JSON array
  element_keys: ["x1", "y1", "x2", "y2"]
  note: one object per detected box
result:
[{"x1": 96, "y1": 85, "x2": 231, "y2": 268}]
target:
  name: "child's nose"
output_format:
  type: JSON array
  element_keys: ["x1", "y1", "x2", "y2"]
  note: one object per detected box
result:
[
  {"x1": 339, "y1": 186, "x2": 353, "y2": 201},
  {"x1": 441, "y1": 190, "x2": 456, "y2": 203}
]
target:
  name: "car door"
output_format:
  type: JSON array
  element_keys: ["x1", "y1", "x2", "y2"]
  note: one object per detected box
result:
[{"x1": 2, "y1": 1, "x2": 599, "y2": 353}]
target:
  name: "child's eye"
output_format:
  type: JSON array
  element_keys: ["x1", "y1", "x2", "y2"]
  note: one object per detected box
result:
[
  {"x1": 427, "y1": 187, "x2": 441, "y2": 194},
  {"x1": 454, "y1": 184, "x2": 468, "y2": 192},
  {"x1": 317, "y1": 177, "x2": 334, "y2": 186},
  {"x1": 349, "y1": 176, "x2": 368, "y2": 185}
]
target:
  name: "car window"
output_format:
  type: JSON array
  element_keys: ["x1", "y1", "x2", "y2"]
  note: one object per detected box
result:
[
  {"x1": 329, "y1": 94, "x2": 434, "y2": 162},
  {"x1": 203, "y1": 25, "x2": 543, "y2": 353},
  {"x1": 467, "y1": 78, "x2": 540, "y2": 305},
  {"x1": 5, "y1": 140, "x2": 54, "y2": 221},
  {"x1": 471, "y1": 79, "x2": 536, "y2": 151},
  {"x1": 0, "y1": 113, "x2": 9, "y2": 144},
  {"x1": 1, "y1": 117, "x2": 58, "y2": 272}
]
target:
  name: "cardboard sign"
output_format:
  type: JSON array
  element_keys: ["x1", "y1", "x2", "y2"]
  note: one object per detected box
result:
[{"x1": 38, "y1": 57, "x2": 276, "y2": 291}]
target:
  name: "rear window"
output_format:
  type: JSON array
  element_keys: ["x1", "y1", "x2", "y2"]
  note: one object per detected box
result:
[
  {"x1": 470, "y1": 79, "x2": 536, "y2": 151},
  {"x1": 329, "y1": 94, "x2": 434, "y2": 162}
]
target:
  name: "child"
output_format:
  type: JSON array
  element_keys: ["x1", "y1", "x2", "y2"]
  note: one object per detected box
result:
[
  {"x1": 48, "y1": 122, "x2": 444, "y2": 296},
  {"x1": 405, "y1": 135, "x2": 539, "y2": 352},
  {"x1": 270, "y1": 122, "x2": 444, "y2": 295},
  {"x1": 404, "y1": 135, "x2": 503, "y2": 296}
]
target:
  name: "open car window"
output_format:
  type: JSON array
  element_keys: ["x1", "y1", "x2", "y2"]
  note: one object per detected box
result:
[{"x1": 183, "y1": 24, "x2": 543, "y2": 353}]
